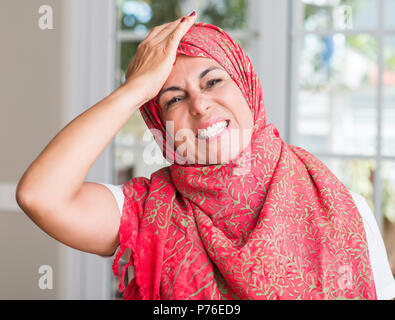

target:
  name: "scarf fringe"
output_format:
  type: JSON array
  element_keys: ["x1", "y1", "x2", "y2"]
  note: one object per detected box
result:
[
  {"x1": 113, "y1": 244, "x2": 161, "y2": 300},
  {"x1": 112, "y1": 245, "x2": 136, "y2": 295}
]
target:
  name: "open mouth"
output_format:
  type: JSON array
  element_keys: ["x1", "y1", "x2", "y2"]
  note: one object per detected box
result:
[{"x1": 196, "y1": 120, "x2": 230, "y2": 140}]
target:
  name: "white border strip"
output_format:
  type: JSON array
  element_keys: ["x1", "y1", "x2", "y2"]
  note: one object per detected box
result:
[{"x1": 0, "y1": 183, "x2": 19, "y2": 212}]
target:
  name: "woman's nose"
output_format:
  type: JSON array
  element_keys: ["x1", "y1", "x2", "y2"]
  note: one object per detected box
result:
[{"x1": 188, "y1": 94, "x2": 210, "y2": 116}]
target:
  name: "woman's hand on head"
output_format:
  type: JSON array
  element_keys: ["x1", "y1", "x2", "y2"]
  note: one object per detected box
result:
[{"x1": 123, "y1": 12, "x2": 197, "y2": 104}]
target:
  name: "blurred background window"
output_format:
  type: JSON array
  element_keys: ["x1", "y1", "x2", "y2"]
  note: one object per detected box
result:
[{"x1": 289, "y1": 0, "x2": 395, "y2": 277}]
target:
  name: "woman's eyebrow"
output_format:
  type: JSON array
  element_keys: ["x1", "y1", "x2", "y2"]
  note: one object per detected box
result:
[
  {"x1": 199, "y1": 66, "x2": 222, "y2": 80},
  {"x1": 157, "y1": 66, "x2": 223, "y2": 102}
]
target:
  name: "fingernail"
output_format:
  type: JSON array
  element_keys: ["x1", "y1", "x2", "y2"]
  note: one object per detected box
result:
[
  {"x1": 180, "y1": 16, "x2": 186, "y2": 23},
  {"x1": 189, "y1": 11, "x2": 196, "y2": 16}
]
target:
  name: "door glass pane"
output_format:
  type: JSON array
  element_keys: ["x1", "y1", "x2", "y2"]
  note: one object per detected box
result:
[
  {"x1": 302, "y1": 0, "x2": 378, "y2": 32},
  {"x1": 382, "y1": 161, "x2": 395, "y2": 276},
  {"x1": 119, "y1": 41, "x2": 139, "y2": 84},
  {"x1": 316, "y1": 157, "x2": 376, "y2": 209},
  {"x1": 117, "y1": 0, "x2": 248, "y2": 31},
  {"x1": 117, "y1": 0, "x2": 182, "y2": 31},
  {"x1": 385, "y1": 0, "x2": 395, "y2": 29},
  {"x1": 295, "y1": 33, "x2": 378, "y2": 155},
  {"x1": 383, "y1": 36, "x2": 395, "y2": 156},
  {"x1": 199, "y1": 0, "x2": 248, "y2": 30}
]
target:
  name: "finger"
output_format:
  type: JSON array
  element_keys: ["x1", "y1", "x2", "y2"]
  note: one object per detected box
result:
[
  {"x1": 152, "y1": 15, "x2": 194, "y2": 45},
  {"x1": 144, "y1": 21, "x2": 172, "y2": 42},
  {"x1": 165, "y1": 14, "x2": 197, "y2": 51}
]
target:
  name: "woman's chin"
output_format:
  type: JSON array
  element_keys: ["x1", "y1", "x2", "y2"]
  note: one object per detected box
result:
[
  {"x1": 175, "y1": 137, "x2": 248, "y2": 165},
  {"x1": 194, "y1": 146, "x2": 241, "y2": 165}
]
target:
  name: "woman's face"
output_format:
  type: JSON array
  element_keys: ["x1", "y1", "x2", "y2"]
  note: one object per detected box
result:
[{"x1": 158, "y1": 54, "x2": 253, "y2": 164}]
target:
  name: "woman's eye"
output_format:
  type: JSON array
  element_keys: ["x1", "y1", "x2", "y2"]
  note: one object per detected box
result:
[
  {"x1": 166, "y1": 96, "x2": 183, "y2": 108},
  {"x1": 206, "y1": 79, "x2": 222, "y2": 88}
]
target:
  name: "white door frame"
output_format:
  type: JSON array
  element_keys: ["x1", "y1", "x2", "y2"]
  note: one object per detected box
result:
[
  {"x1": 250, "y1": 0, "x2": 290, "y2": 141},
  {"x1": 59, "y1": 0, "x2": 117, "y2": 299}
]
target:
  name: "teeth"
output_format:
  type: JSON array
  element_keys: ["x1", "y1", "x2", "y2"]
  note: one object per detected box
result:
[{"x1": 197, "y1": 120, "x2": 228, "y2": 139}]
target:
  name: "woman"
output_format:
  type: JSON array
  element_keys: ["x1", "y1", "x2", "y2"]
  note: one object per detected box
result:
[{"x1": 16, "y1": 12, "x2": 395, "y2": 300}]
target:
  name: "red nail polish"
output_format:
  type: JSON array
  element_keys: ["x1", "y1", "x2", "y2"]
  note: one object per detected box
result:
[
  {"x1": 189, "y1": 11, "x2": 196, "y2": 16},
  {"x1": 180, "y1": 17, "x2": 186, "y2": 22}
]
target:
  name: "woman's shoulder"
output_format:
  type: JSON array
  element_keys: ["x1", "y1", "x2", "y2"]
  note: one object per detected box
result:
[
  {"x1": 347, "y1": 190, "x2": 377, "y2": 227},
  {"x1": 348, "y1": 189, "x2": 366, "y2": 205},
  {"x1": 347, "y1": 189, "x2": 395, "y2": 300},
  {"x1": 98, "y1": 183, "x2": 124, "y2": 216},
  {"x1": 347, "y1": 189, "x2": 380, "y2": 245},
  {"x1": 347, "y1": 190, "x2": 380, "y2": 233}
]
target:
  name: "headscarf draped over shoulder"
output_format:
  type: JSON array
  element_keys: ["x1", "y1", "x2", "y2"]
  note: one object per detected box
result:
[{"x1": 113, "y1": 22, "x2": 377, "y2": 300}]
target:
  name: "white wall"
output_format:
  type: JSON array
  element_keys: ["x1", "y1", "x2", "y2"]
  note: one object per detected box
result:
[
  {"x1": 0, "y1": 0, "x2": 64, "y2": 299},
  {"x1": 0, "y1": 0, "x2": 116, "y2": 299}
]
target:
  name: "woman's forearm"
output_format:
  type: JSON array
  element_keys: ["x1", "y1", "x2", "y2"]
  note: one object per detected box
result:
[{"x1": 16, "y1": 81, "x2": 146, "y2": 206}]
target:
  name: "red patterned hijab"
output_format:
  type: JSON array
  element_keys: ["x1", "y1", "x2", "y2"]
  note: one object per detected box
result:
[{"x1": 113, "y1": 22, "x2": 377, "y2": 300}]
